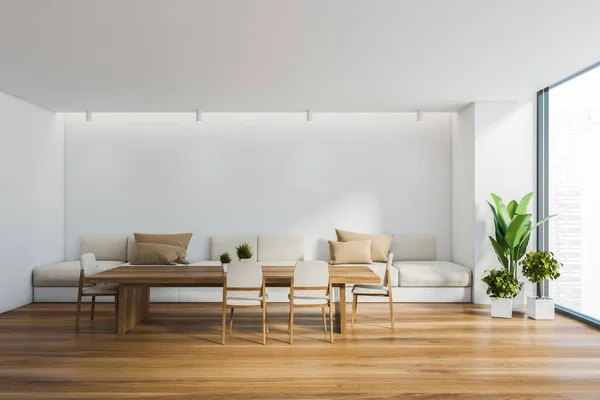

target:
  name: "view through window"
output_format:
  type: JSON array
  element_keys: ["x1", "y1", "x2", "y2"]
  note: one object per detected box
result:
[{"x1": 548, "y1": 65, "x2": 600, "y2": 320}]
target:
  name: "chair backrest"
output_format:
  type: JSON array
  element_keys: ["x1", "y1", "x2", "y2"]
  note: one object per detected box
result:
[
  {"x1": 226, "y1": 261, "x2": 263, "y2": 298},
  {"x1": 293, "y1": 260, "x2": 329, "y2": 297},
  {"x1": 383, "y1": 253, "x2": 394, "y2": 287},
  {"x1": 80, "y1": 253, "x2": 99, "y2": 277}
]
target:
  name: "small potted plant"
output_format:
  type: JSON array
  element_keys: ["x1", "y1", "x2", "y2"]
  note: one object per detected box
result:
[
  {"x1": 482, "y1": 268, "x2": 523, "y2": 318},
  {"x1": 521, "y1": 250, "x2": 561, "y2": 320},
  {"x1": 219, "y1": 252, "x2": 232, "y2": 272},
  {"x1": 235, "y1": 242, "x2": 253, "y2": 261}
]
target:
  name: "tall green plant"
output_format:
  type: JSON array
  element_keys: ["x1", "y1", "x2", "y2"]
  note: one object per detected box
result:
[{"x1": 488, "y1": 192, "x2": 556, "y2": 278}]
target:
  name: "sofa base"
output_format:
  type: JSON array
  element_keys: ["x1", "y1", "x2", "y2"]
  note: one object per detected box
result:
[{"x1": 34, "y1": 286, "x2": 471, "y2": 303}]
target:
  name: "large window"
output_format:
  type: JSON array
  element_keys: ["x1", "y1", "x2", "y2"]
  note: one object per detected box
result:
[{"x1": 539, "y1": 63, "x2": 600, "y2": 323}]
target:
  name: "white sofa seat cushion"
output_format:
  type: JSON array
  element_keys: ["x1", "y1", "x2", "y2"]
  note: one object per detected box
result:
[
  {"x1": 33, "y1": 261, "x2": 124, "y2": 287},
  {"x1": 394, "y1": 261, "x2": 472, "y2": 287},
  {"x1": 289, "y1": 294, "x2": 328, "y2": 305},
  {"x1": 118, "y1": 262, "x2": 189, "y2": 267},
  {"x1": 352, "y1": 284, "x2": 388, "y2": 295},
  {"x1": 329, "y1": 263, "x2": 399, "y2": 287},
  {"x1": 188, "y1": 261, "x2": 223, "y2": 267},
  {"x1": 259, "y1": 261, "x2": 297, "y2": 267}
]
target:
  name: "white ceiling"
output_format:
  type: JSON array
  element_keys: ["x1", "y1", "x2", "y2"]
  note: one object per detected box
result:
[{"x1": 0, "y1": 0, "x2": 599, "y2": 112}]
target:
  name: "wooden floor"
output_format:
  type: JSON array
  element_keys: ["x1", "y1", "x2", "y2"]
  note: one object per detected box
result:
[{"x1": 1, "y1": 303, "x2": 599, "y2": 400}]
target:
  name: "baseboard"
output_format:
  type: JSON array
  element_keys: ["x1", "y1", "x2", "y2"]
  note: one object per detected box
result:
[{"x1": 34, "y1": 286, "x2": 471, "y2": 303}]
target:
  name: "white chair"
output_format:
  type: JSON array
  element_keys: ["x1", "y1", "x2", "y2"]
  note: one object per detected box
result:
[
  {"x1": 288, "y1": 260, "x2": 333, "y2": 344},
  {"x1": 76, "y1": 253, "x2": 119, "y2": 331},
  {"x1": 222, "y1": 261, "x2": 268, "y2": 345},
  {"x1": 351, "y1": 253, "x2": 395, "y2": 330}
]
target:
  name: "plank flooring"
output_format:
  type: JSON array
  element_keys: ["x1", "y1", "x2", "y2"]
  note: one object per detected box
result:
[{"x1": 0, "y1": 302, "x2": 599, "y2": 399}]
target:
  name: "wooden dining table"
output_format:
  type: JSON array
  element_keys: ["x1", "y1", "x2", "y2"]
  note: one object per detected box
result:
[{"x1": 85, "y1": 264, "x2": 381, "y2": 335}]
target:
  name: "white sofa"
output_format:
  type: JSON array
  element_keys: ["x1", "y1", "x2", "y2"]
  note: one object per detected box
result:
[{"x1": 32, "y1": 234, "x2": 472, "y2": 303}]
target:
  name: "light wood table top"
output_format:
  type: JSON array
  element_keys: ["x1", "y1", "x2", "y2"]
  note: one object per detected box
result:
[{"x1": 85, "y1": 264, "x2": 381, "y2": 286}]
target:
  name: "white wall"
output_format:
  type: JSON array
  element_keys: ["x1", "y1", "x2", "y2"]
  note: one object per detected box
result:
[
  {"x1": 0, "y1": 92, "x2": 64, "y2": 313},
  {"x1": 472, "y1": 101, "x2": 535, "y2": 304},
  {"x1": 451, "y1": 104, "x2": 475, "y2": 269},
  {"x1": 64, "y1": 112, "x2": 452, "y2": 261}
]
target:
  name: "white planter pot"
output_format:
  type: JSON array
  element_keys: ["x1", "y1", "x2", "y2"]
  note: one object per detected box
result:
[
  {"x1": 527, "y1": 296, "x2": 555, "y2": 320},
  {"x1": 512, "y1": 282, "x2": 526, "y2": 313},
  {"x1": 222, "y1": 263, "x2": 229, "y2": 272},
  {"x1": 490, "y1": 297, "x2": 513, "y2": 318},
  {"x1": 239, "y1": 258, "x2": 252, "y2": 261}
]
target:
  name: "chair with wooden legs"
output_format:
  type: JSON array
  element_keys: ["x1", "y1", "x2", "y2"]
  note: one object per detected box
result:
[
  {"x1": 288, "y1": 260, "x2": 333, "y2": 344},
  {"x1": 76, "y1": 253, "x2": 119, "y2": 331},
  {"x1": 222, "y1": 261, "x2": 268, "y2": 345},
  {"x1": 351, "y1": 252, "x2": 395, "y2": 329}
]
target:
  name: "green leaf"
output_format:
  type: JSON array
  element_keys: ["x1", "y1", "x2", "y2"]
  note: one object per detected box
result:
[
  {"x1": 516, "y1": 231, "x2": 530, "y2": 260},
  {"x1": 489, "y1": 236, "x2": 508, "y2": 269},
  {"x1": 507, "y1": 200, "x2": 518, "y2": 218},
  {"x1": 515, "y1": 192, "x2": 534, "y2": 215},
  {"x1": 490, "y1": 194, "x2": 511, "y2": 231},
  {"x1": 505, "y1": 214, "x2": 532, "y2": 248}
]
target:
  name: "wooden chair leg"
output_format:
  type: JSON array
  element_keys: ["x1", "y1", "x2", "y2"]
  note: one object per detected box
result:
[
  {"x1": 90, "y1": 296, "x2": 96, "y2": 320},
  {"x1": 389, "y1": 295, "x2": 395, "y2": 330},
  {"x1": 289, "y1": 302, "x2": 294, "y2": 344},
  {"x1": 229, "y1": 308, "x2": 234, "y2": 334},
  {"x1": 322, "y1": 307, "x2": 327, "y2": 332},
  {"x1": 262, "y1": 304, "x2": 267, "y2": 346},
  {"x1": 75, "y1": 290, "x2": 82, "y2": 331},
  {"x1": 329, "y1": 305, "x2": 334, "y2": 344},
  {"x1": 265, "y1": 305, "x2": 269, "y2": 334},
  {"x1": 352, "y1": 294, "x2": 358, "y2": 327},
  {"x1": 222, "y1": 305, "x2": 227, "y2": 345}
]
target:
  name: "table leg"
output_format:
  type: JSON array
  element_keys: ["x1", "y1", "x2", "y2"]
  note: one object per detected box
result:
[
  {"x1": 117, "y1": 285, "x2": 150, "y2": 334},
  {"x1": 333, "y1": 285, "x2": 347, "y2": 336}
]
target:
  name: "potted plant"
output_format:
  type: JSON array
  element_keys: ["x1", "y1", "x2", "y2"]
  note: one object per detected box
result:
[
  {"x1": 482, "y1": 268, "x2": 523, "y2": 318},
  {"x1": 235, "y1": 242, "x2": 253, "y2": 261},
  {"x1": 219, "y1": 252, "x2": 232, "y2": 272},
  {"x1": 521, "y1": 250, "x2": 561, "y2": 320},
  {"x1": 488, "y1": 192, "x2": 556, "y2": 312}
]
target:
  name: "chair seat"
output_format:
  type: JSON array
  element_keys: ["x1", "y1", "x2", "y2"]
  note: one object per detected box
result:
[
  {"x1": 82, "y1": 284, "x2": 119, "y2": 295},
  {"x1": 289, "y1": 294, "x2": 329, "y2": 305},
  {"x1": 227, "y1": 294, "x2": 267, "y2": 306},
  {"x1": 352, "y1": 284, "x2": 389, "y2": 295}
]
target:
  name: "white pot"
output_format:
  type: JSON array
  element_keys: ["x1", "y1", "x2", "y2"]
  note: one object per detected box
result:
[
  {"x1": 527, "y1": 296, "x2": 555, "y2": 320},
  {"x1": 490, "y1": 297, "x2": 513, "y2": 318},
  {"x1": 512, "y1": 282, "x2": 526, "y2": 313},
  {"x1": 222, "y1": 263, "x2": 228, "y2": 272},
  {"x1": 239, "y1": 258, "x2": 252, "y2": 261}
]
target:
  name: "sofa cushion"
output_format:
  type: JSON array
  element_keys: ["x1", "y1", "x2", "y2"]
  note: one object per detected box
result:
[
  {"x1": 330, "y1": 263, "x2": 399, "y2": 287},
  {"x1": 134, "y1": 233, "x2": 192, "y2": 264},
  {"x1": 394, "y1": 261, "x2": 471, "y2": 287},
  {"x1": 130, "y1": 243, "x2": 183, "y2": 265},
  {"x1": 258, "y1": 236, "x2": 304, "y2": 262},
  {"x1": 211, "y1": 236, "x2": 258, "y2": 261},
  {"x1": 329, "y1": 240, "x2": 373, "y2": 264},
  {"x1": 390, "y1": 236, "x2": 435, "y2": 261},
  {"x1": 33, "y1": 261, "x2": 124, "y2": 287},
  {"x1": 80, "y1": 236, "x2": 128, "y2": 261},
  {"x1": 335, "y1": 229, "x2": 394, "y2": 262},
  {"x1": 127, "y1": 235, "x2": 136, "y2": 262}
]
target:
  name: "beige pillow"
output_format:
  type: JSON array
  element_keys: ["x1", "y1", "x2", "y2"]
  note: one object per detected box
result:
[
  {"x1": 134, "y1": 233, "x2": 192, "y2": 264},
  {"x1": 329, "y1": 240, "x2": 373, "y2": 264},
  {"x1": 335, "y1": 229, "x2": 394, "y2": 262},
  {"x1": 130, "y1": 243, "x2": 182, "y2": 265}
]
